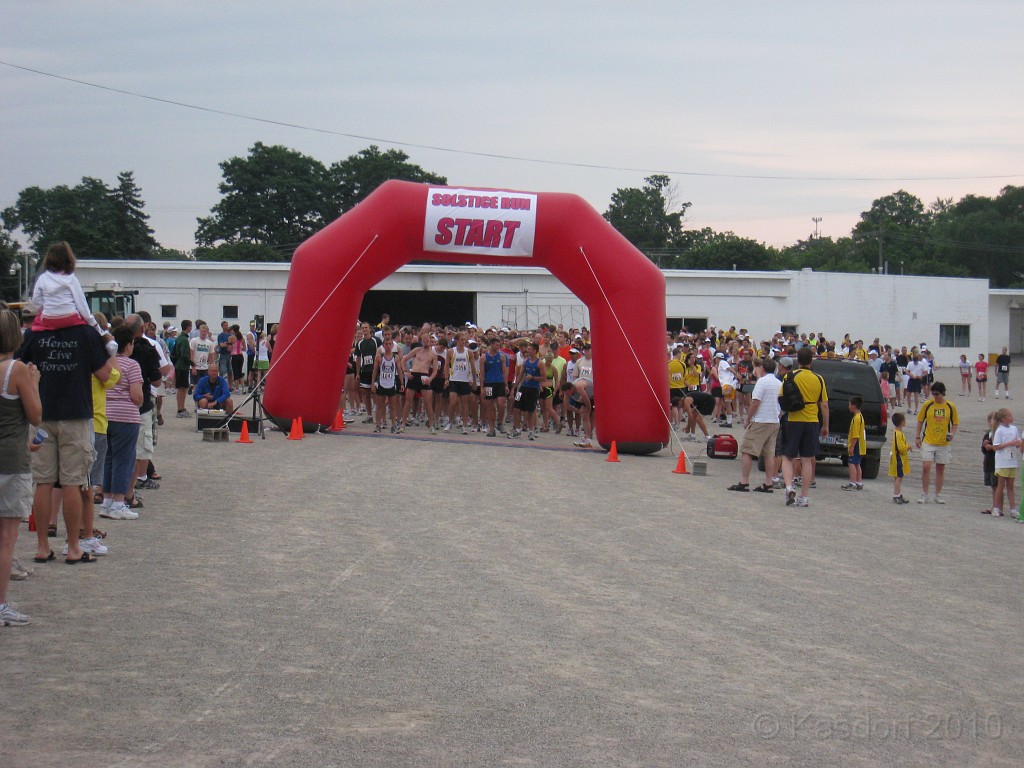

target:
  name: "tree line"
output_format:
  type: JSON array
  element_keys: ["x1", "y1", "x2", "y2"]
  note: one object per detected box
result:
[{"x1": 3, "y1": 145, "x2": 1023, "y2": 301}]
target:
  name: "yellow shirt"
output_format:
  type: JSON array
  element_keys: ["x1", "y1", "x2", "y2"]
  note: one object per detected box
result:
[
  {"x1": 848, "y1": 411, "x2": 866, "y2": 456},
  {"x1": 788, "y1": 368, "x2": 828, "y2": 423},
  {"x1": 668, "y1": 359, "x2": 686, "y2": 391},
  {"x1": 917, "y1": 398, "x2": 958, "y2": 445},
  {"x1": 91, "y1": 367, "x2": 122, "y2": 434},
  {"x1": 684, "y1": 364, "x2": 701, "y2": 389},
  {"x1": 854, "y1": 348, "x2": 868, "y2": 362}
]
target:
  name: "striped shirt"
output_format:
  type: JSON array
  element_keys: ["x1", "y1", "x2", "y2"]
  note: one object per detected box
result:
[{"x1": 106, "y1": 356, "x2": 143, "y2": 424}]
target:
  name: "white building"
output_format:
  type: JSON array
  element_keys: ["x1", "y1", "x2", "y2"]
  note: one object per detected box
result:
[{"x1": 73, "y1": 260, "x2": 1022, "y2": 366}]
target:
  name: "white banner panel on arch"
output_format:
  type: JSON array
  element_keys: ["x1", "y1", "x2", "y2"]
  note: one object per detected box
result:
[{"x1": 423, "y1": 187, "x2": 538, "y2": 258}]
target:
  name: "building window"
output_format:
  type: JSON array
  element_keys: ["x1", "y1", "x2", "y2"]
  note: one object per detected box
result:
[
  {"x1": 781, "y1": 325, "x2": 798, "y2": 335},
  {"x1": 939, "y1": 324, "x2": 970, "y2": 347},
  {"x1": 161, "y1": 304, "x2": 177, "y2": 318},
  {"x1": 222, "y1": 305, "x2": 239, "y2": 319}
]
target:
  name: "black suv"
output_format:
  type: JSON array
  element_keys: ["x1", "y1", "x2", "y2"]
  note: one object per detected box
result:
[
  {"x1": 759, "y1": 358, "x2": 889, "y2": 478},
  {"x1": 803, "y1": 358, "x2": 888, "y2": 479}
]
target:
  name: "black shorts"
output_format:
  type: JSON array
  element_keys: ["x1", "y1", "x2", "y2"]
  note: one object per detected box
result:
[
  {"x1": 407, "y1": 373, "x2": 430, "y2": 392},
  {"x1": 483, "y1": 383, "x2": 506, "y2": 400},
  {"x1": 431, "y1": 377, "x2": 446, "y2": 394},
  {"x1": 359, "y1": 368, "x2": 373, "y2": 388},
  {"x1": 449, "y1": 380, "x2": 472, "y2": 396},
  {"x1": 174, "y1": 369, "x2": 190, "y2": 388},
  {"x1": 375, "y1": 386, "x2": 399, "y2": 398},
  {"x1": 906, "y1": 379, "x2": 922, "y2": 394},
  {"x1": 711, "y1": 386, "x2": 723, "y2": 398},
  {"x1": 515, "y1": 387, "x2": 539, "y2": 412},
  {"x1": 782, "y1": 421, "x2": 820, "y2": 459},
  {"x1": 670, "y1": 389, "x2": 687, "y2": 406},
  {"x1": 540, "y1": 386, "x2": 554, "y2": 400},
  {"x1": 689, "y1": 392, "x2": 715, "y2": 416}
]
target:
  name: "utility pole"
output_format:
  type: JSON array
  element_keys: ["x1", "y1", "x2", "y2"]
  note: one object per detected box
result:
[
  {"x1": 811, "y1": 217, "x2": 821, "y2": 239},
  {"x1": 878, "y1": 224, "x2": 884, "y2": 274}
]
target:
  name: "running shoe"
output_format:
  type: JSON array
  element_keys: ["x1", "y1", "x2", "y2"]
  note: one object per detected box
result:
[{"x1": 0, "y1": 603, "x2": 30, "y2": 626}]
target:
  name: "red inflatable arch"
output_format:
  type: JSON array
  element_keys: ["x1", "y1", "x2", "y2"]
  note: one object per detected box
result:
[{"x1": 263, "y1": 180, "x2": 669, "y2": 455}]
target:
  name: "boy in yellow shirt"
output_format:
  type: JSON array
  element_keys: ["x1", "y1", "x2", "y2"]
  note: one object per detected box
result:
[
  {"x1": 841, "y1": 395, "x2": 866, "y2": 490},
  {"x1": 889, "y1": 412, "x2": 911, "y2": 503}
]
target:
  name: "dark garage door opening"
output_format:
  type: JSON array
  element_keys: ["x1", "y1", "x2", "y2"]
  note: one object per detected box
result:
[{"x1": 360, "y1": 290, "x2": 476, "y2": 328}]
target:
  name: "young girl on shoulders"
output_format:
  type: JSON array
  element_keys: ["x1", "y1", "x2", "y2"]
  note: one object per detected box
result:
[{"x1": 30, "y1": 241, "x2": 101, "y2": 333}]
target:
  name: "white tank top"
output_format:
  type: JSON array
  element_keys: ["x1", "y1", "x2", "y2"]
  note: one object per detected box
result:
[
  {"x1": 576, "y1": 357, "x2": 594, "y2": 381},
  {"x1": 450, "y1": 349, "x2": 471, "y2": 383},
  {"x1": 378, "y1": 356, "x2": 398, "y2": 389}
]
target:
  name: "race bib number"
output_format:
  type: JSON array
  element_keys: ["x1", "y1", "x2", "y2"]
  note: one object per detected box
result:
[
  {"x1": 483, "y1": 387, "x2": 492, "y2": 398},
  {"x1": 514, "y1": 390, "x2": 523, "y2": 402},
  {"x1": 361, "y1": 355, "x2": 373, "y2": 366}
]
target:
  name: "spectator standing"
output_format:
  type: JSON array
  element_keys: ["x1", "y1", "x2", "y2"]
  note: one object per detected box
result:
[
  {"x1": 915, "y1": 381, "x2": 959, "y2": 504},
  {"x1": 18, "y1": 293, "x2": 115, "y2": 563},
  {"x1": 173, "y1": 320, "x2": 193, "y2": 417},
  {"x1": 958, "y1": 354, "x2": 972, "y2": 397},
  {"x1": 989, "y1": 408, "x2": 1020, "y2": 518},
  {"x1": 781, "y1": 347, "x2": 829, "y2": 509},
  {"x1": 994, "y1": 347, "x2": 1011, "y2": 400},
  {"x1": 727, "y1": 357, "x2": 782, "y2": 493},
  {"x1": 99, "y1": 328, "x2": 143, "y2": 521},
  {"x1": 216, "y1": 320, "x2": 233, "y2": 390},
  {"x1": 1, "y1": 309, "x2": 42, "y2": 625},
  {"x1": 974, "y1": 354, "x2": 989, "y2": 402}
]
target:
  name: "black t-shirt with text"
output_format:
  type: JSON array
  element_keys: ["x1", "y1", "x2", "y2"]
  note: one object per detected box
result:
[{"x1": 18, "y1": 326, "x2": 108, "y2": 422}]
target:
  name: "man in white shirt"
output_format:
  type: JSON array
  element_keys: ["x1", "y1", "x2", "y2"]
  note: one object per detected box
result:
[
  {"x1": 727, "y1": 357, "x2": 783, "y2": 493},
  {"x1": 717, "y1": 352, "x2": 739, "y2": 428},
  {"x1": 905, "y1": 353, "x2": 929, "y2": 414}
]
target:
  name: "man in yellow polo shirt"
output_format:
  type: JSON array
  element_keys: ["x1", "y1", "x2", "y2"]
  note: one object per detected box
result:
[
  {"x1": 915, "y1": 381, "x2": 958, "y2": 504},
  {"x1": 781, "y1": 347, "x2": 829, "y2": 508}
]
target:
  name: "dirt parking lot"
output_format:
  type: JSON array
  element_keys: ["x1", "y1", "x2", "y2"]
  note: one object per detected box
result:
[{"x1": 4, "y1": 384, "x2": 1022, "y2": 767}]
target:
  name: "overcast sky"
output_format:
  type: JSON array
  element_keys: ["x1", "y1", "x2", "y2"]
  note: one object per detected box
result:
[{"x1": 3, "y1": 1, "x2": 1022, "y2": 253}]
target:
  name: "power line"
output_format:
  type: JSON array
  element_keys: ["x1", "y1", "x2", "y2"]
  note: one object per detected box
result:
[{"x1": 4, "y1": 60, "x2": 1023, "y2": 184}]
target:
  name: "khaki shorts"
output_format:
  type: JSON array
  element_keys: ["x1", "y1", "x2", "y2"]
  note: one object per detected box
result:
[
  {"x1": 30, "y1": 418, "x2": 94, "y2": 486},
  {"x1": 136, "y1": 409, "x2": 155, "y2": 461},
  {"x1": 740, "y1": 421, "x2": 779, "y2": 460},
  {"x1": 920, "y1": 443, "x2": 952, "y2": 465}
]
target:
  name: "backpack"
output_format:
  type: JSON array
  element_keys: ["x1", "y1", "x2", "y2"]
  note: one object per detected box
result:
[{"x1": 779, "y1": 369, "x2": 823, "y2": 413}]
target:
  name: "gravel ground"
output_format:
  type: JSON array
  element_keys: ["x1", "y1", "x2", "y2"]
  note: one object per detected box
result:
[{"x1": 4, "y1": 383, "x2": 1022, "y2": 767}]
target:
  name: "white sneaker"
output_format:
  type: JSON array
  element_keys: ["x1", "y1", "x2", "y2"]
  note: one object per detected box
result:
[
  {"x1": 917, "y1": 495, "x2": 930, "y2": 504},
  {"x1": 794, "y1": 496, "x2": 809, "y2": 507},
  {"x1": 992, "y1": 508, "x2": 1003, "y2": 517},
  {"x1": 0, "y1": 603, "x2": 30, "y2": 626},
  {"x1": 62, "y1": 537, "x2": 109, "y2": 556},
  {"x1": 100, "y1": 505, "x2": 139, "y2": 520},
  {"x1": 9, "y1": 559, "x2": 30, "y2": 581},
  {"x1": 82, "y1": 537, "x2": 108, "y2": 554},
  {"x1": 934, "y1": 495, "x2": 946, "y2": 505}
]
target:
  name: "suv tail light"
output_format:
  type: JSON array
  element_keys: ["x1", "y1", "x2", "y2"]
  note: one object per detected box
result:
[{"x1": 881, "y1": 400, "x2": 888, "y2": 427}]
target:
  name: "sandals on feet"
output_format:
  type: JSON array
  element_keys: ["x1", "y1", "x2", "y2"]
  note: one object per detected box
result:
[
  {"x1": 752, "y1": 484, "x2": 774, "y2": 493},
  {"x1": 727, "y1": 483, "x2": 750, "y2": 492}
]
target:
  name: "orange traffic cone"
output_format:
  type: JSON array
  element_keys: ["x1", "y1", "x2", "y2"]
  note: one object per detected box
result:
[
  {"x1": 327, "y1": 410, "x2": 346, "y2": 432},
  {"x1": 672, "y1": 450, "x2": 690, "y2": 474},
  {"x1": 28, "y1": 510, "x2": 36, "y2": 532},
  {"x1": 236, "y1": 420, "x2": 253, "y2": 444},
  {"x1": 287, "y1": 417, "x2": 304, "y2": 440},
  {"x1": 606, "y1": 440, "x2": 620, "y2": 463}
]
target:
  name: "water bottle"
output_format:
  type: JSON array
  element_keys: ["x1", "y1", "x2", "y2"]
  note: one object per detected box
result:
[{"x1": 32, "y1": 427, "x2": 48, "y2": 445}]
